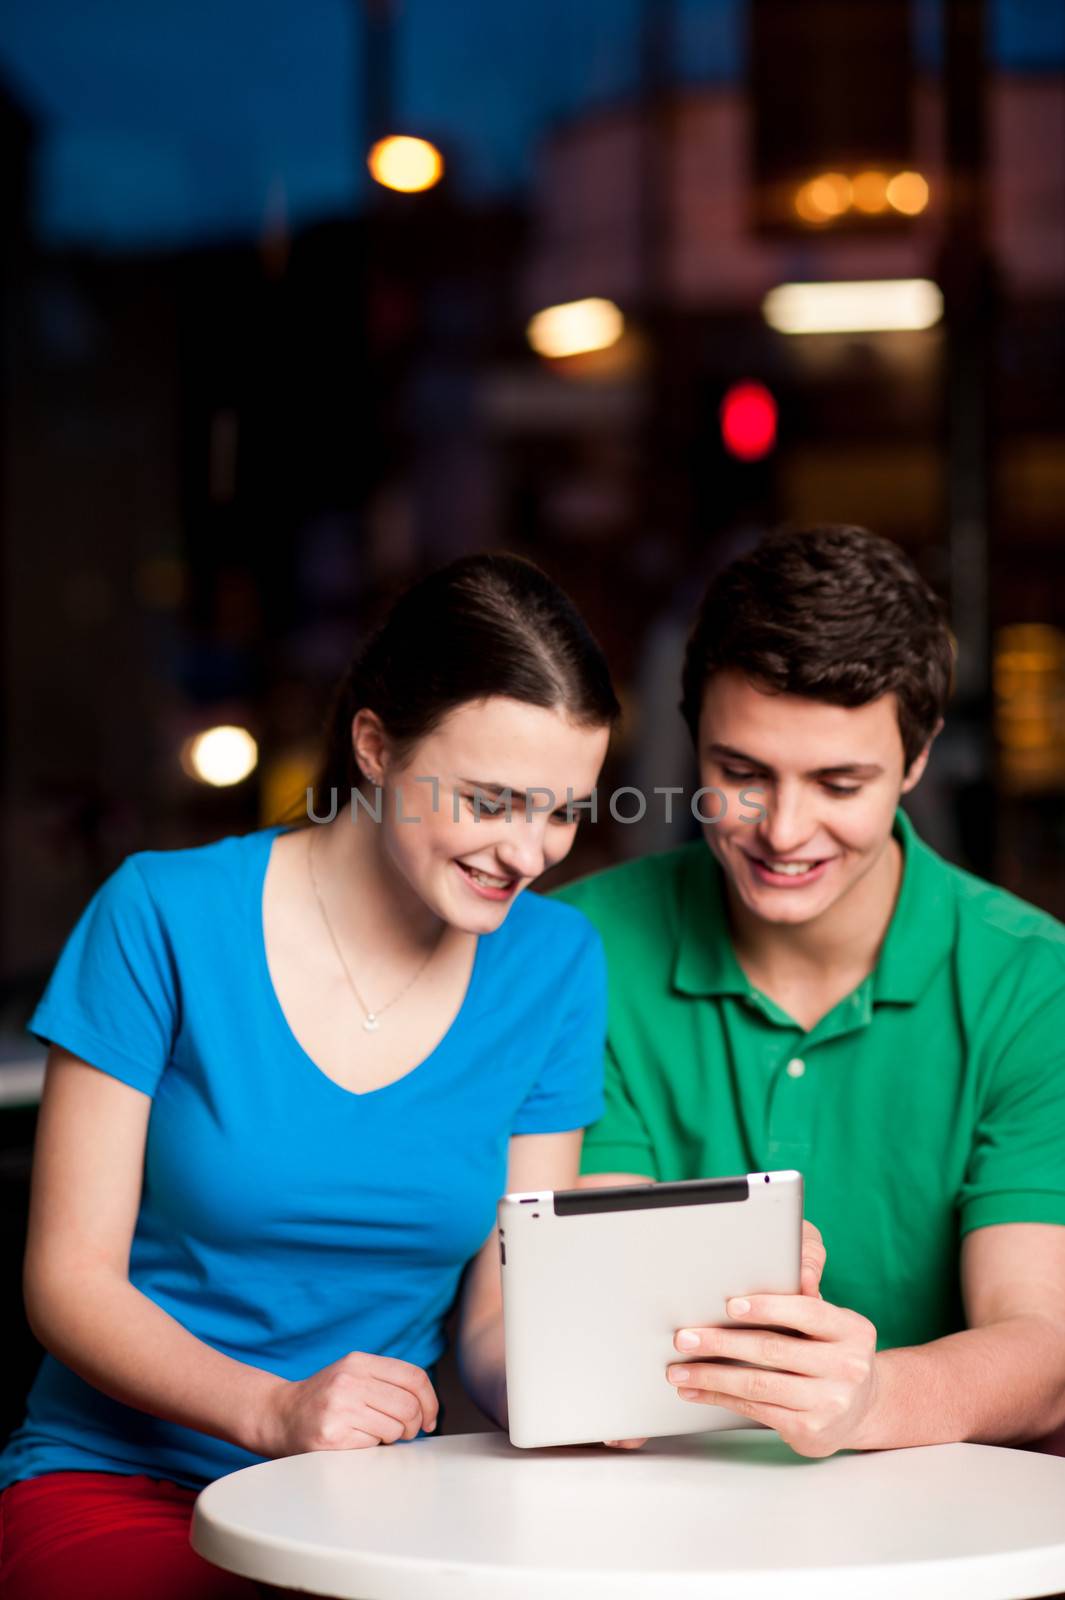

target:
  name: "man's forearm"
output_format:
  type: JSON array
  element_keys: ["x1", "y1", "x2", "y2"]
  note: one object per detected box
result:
[{"x1": 851, "y1": 1312, "x2": 1065, "y2": 1450}]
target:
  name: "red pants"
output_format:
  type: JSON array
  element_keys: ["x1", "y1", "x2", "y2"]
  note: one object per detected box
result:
[{"x1": 0, "y1": 1470, "x2": 291, "y2": 1599}]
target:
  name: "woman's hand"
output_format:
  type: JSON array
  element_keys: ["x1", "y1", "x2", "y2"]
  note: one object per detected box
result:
[{"x1": 259, "y1": 1351, "x2": 439, "y2": 1456}]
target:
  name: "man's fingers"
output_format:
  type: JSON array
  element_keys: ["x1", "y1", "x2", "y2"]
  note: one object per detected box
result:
[
  {"x1": 714, "y1": 1291, "x2": 855, "y2": 1339},
  {"x1": 671, "y1": 1323, "x2": 828, "y2": 1374},
  {"x1": 603, "y1": 1438, "x2": 648, "y2": 1449},
  {"x1": 671, "y1": 1361, "x2": 809, "y2": 1411},
  {"x1": 801, "y1": 1219, "x2": 827, "y2": 1297},
  {"x1": 670, "y1": 1389, "x2": 797, "y2": 1436}
]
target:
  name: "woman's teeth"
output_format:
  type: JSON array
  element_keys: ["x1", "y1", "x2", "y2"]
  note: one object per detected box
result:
[
  {"x1": 764, "y1": 860, "x2": 816, "y2": 876},
  {"x1": 465, "y1": 865, "x2": 513, "y2": 888}
]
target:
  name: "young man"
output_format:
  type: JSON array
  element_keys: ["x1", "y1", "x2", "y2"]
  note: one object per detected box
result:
[{"x1": 555, "y1": 525, "x2": 1065, "y2": 1459}]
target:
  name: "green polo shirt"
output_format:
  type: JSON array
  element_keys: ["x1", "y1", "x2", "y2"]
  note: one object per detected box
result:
[{"x1": 553, "y1": 811, "x2": 1065, "y2": 1351}]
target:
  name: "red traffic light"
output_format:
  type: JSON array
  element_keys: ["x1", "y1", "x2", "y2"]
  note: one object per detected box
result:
[{"x1": 720, "y1": 381, "x2": 778, "y2": 462}]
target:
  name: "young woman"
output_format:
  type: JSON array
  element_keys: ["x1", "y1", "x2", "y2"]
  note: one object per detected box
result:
[{"x1": 0, "y1": 553, "x2": 618, "y2": 1599}]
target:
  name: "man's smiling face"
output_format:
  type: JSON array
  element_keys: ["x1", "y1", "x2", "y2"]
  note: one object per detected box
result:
[{"x1": 697, "y1": 670, "x2": 931, "y2": 928}]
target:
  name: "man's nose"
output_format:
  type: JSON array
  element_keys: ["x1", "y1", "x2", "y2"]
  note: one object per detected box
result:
[{"x1": 756, "y1": 786, "x2": 815, "y2": 857}]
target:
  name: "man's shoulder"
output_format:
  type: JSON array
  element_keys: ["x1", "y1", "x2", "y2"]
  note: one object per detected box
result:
[
  {"x1": 551, "y1": 842, "x2": 705, "y2": 937},
  {"x1": 924, "y1": 840, "x2": 1065, "y2": 985},
  {"x1": 943, "y1": 855, "x2": 1063, "y2": 943}
]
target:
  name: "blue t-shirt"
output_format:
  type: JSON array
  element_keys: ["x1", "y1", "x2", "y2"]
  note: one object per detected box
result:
[{"x1": 0, "y1": 826, "x2": 605, "y2": 1490}]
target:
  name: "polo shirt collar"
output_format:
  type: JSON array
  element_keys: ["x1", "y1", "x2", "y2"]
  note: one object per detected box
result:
[
  {"x1": 671, "y1": 809, "x2": 955, "y2": 1005},
  {"x1": 871, "y1": 808, "x2": 956, "y2": 1003},
  {"x1": 672, "y1": 844, "x2": 749, "y2": 997}
]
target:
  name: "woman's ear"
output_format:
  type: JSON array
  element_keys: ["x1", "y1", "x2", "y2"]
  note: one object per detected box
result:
[
  {"x1": 351, "y1": 709, "x2": 390, "y2": 788},
  {"x1": 900, "y1": 717, "x2": 944, "y2": 795}
]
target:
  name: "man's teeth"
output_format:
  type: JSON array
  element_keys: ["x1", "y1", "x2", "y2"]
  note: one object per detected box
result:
[
  {"x1": 466, "y1": 866, "x2": 512, "y2": 888},
  {"x1": 764, "y1": 860, "x2": 816, "y2": 876}
]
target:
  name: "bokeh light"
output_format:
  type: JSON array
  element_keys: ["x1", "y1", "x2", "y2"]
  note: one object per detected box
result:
[
  {"x1": 182, "y1": 726, "x2": 259, "y2": 787},
  {"x1": 763, "y1": 279, "x2": 944, "y2": 334},
  {"x1": 526, "y1": 298, "x2": 625, "y2": 359},
  {"x1": 851, "y1": 170, "x2": 891, "y2": 214},
  {"x1": 720, "y1": 381, "x2": 778, "y2": 460},
  {"x1": 994, "y1": 624, "x2": 1065, "y2": 791},
  {"x1": 367, "y1": 136, "x2": 444, "y2": 194},
  {"x1": 886, "y1": 171, "x2": 930, "y2": 215},
  {"x1": 795, "y1": 172, "x2": 852, "y2": 224}
]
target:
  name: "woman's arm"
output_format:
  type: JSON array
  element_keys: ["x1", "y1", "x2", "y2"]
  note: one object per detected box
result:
[
  {"x1": 24, "y1": 1047, "x2": 437, "y2": 1456},
  {"x1": 456, "y1": 1129, "x2": 583, "y2": 1428}
]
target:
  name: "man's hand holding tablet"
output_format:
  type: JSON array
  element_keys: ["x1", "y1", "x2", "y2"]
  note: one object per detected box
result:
[
  {"x1": 602, "y1": 1213, "x2": 829, "y2": 1451},
  {"x1": 660, "y1": 1218, "x2": 880, "y2": 1459},
  {"x1": 500, "y1": 1170, "x2": 812, "y2": 1449}
]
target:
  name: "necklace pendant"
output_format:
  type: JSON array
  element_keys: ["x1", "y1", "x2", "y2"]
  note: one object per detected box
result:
[{"x1": 363, "y1": 1014, "x2": 380, "y2": 1032}]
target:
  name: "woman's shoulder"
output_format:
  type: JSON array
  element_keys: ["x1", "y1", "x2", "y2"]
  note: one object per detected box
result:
[
  {"x1": 110, "y1": 825, "x2": 281, "y2": 915},
  {"x1": 502, "y1": 887, "x2": 604, "y2": 965},
  {"x1": 476, "y1": 891, "x2": 606, "y2": 1019}
]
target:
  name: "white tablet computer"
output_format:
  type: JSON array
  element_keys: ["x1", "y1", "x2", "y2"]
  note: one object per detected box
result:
[{"x1": 499, "y1": 1170, "x2": 802, "y2": 1449}]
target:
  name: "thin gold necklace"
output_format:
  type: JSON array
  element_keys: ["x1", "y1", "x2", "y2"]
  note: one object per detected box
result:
[{"x1": 307, "y1": 828, "x2": 442, "y2": 1033}]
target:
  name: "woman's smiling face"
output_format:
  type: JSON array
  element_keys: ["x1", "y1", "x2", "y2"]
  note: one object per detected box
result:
[{"x1": 354, "y1": 696, "x2": 610, "y2": 933}]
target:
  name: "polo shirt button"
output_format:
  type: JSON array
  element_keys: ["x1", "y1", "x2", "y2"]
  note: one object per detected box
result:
[{"x1": 786, "y1": 1058, "x2": 806, "y2": 1078}]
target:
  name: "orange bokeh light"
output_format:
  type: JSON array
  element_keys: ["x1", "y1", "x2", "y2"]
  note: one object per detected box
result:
[
  {"x1": 886, "y1": 171, "x2": 930, "y2": 215},
  {"x1": 851, "y1": 170, "x2": 890, "y2": 214}
]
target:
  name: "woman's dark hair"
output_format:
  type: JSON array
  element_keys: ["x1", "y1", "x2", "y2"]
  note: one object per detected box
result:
[
  {"x1": 681, "y1": 525, "x2": 955, "y2": 770},
  {"x1": 310, "y1": 552, "x2": 619, "y2": 811}
]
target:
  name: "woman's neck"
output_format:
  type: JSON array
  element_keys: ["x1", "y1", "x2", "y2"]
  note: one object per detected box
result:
[{"x1": 308, "y1": 813, "x2": 444, "y2": 964}]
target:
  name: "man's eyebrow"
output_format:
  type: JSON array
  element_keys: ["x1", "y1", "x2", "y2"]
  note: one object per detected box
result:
[
  {"x1": 706, "y1": 744, "x2": 883, "y2": 779},
  {"x1": 811, "y1": 763, "x2": 884, "y2": 778},
  {"x1": 707, "y1": 743, "x2": 772, "y2": 769}
]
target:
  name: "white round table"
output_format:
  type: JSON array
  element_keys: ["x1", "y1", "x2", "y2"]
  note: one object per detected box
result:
[{"x1": 191, "y1": 1428, "x2": 1065, "y2": 1599}]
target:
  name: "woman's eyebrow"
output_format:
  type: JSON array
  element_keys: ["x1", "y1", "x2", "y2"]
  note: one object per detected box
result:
[
  {"x1": 457, "y1": 778, "x2": 522, "y2": 799},
  {"x1": 457, "y1": 779, "x2": 594, "y2": 811}
]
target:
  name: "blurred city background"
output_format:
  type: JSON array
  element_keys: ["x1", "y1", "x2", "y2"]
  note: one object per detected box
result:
[{"x1": 0, "y1": 0, "x2": 1063, "y2": 1432}]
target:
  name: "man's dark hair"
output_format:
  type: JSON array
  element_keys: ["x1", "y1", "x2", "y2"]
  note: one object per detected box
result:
[{"x1": 681, "y1": 525, "x2": 955, "y2": 770}]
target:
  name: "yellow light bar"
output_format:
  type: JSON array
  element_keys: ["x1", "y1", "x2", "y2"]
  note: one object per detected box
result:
[
  {"x1": 762, "y1": 279, "x2": 943, "y2": 335},
  {"x1": 526, "y1": 298, "x2": 624, "y2": 359}
]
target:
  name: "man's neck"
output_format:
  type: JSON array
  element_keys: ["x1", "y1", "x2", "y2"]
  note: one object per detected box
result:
[{"x1": 726, "y1": 833, "x2": 904, "y2": 1007}]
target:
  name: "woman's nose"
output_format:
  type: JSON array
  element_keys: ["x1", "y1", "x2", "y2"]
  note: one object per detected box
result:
[{"x1": 494, "y1": 820, "x2": 547, "y2": 880}]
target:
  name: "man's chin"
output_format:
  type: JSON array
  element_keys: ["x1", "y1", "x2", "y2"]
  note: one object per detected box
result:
[
  {"x1": 743, "y1": 890, "x2": 832, "y2": 926},
  {"x1": 720, "y1": 855, "x2": 845, "y2": 925}
]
